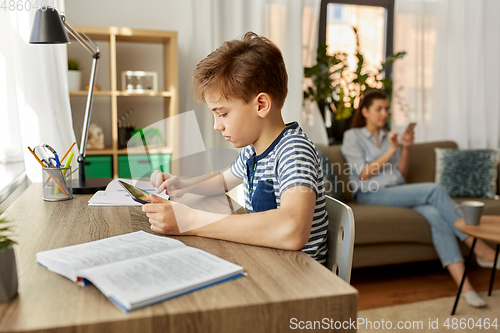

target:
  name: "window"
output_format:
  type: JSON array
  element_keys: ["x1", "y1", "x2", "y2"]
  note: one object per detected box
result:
[{"x1": 319, "y1": 0, "x2": 395, "y2": 79}]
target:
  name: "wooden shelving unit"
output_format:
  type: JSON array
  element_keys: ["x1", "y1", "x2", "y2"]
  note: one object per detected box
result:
[{"x1": 68, "y1": 26, "x2": 178, "y2": 178}]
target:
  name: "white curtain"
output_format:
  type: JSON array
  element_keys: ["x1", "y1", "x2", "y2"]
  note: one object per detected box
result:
[
  {"x1": 187, "y1": 0, "x2": 326, "y2": 148},
  {"x1": 0, "y1": 1, "x2": 78, "y2": 181},
  {"x1": 300, "y1": 0, "x2": 328, "y2": 145},
  {"x1": 393, "y1": 0, "x2": 500, "y2": 149}
]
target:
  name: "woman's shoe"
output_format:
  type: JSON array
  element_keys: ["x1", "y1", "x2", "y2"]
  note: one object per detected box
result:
[
  {"x1": 476, "y1": 257, "x2": 500, "y2": 270},
  {"x1": 461, "y1": 291, "x2": 486, "y2": 308}
]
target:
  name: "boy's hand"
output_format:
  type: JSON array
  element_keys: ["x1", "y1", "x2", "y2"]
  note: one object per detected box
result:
[
  {"x1": 143, "y1": 194, "x2": 189, "y2": 234},
  {"x1": 150, "y1": 170, "x2": 187, "y2": 197}
]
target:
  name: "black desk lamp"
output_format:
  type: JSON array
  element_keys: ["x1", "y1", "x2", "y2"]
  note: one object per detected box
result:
[{"x1": 30, "y1": 7, "x2": 111, "y2": 194}]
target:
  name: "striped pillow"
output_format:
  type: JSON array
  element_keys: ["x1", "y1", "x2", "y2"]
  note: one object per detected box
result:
[{"x1": 435, "y1": 148, "x2": 499, "y2": 198}]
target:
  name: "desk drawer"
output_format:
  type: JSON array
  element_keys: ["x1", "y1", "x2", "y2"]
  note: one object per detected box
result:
[
  {"x1": 118, "y1": 154, "x2": 171, "y2": 178},
  {"x1": 84, "y1": 155, "x2": 112, "y2": 178}
]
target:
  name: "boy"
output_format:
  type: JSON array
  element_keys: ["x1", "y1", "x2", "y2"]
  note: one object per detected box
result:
[{"x1": 143, "y1": 32, "x2": 328, "y2": 263}]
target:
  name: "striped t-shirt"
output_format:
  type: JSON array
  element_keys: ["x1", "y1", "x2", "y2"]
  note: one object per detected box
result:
[{"x1": 230, "y1": 122, "x2": 328, "y2": 263}]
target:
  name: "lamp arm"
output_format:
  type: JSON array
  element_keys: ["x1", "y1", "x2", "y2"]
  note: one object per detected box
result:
[
  {"x1": 61, "y1": 18, "x2": 98, "y2": 57},
  {"x1": 77, "y1": 52, "x2": 99, "y2": 183},
  {"x1": 61, "y1": 15, "x2": 101, "y2": 183},
  {"x1": 80, "y1": 55, "x2": 98, "y2": 156}
]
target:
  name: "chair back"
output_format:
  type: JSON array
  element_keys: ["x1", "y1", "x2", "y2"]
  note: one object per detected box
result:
[{"x1": 325, "y1": 195, "x2": 355, "y2": 283}]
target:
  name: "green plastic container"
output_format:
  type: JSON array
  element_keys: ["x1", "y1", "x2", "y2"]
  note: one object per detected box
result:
[
  {"x1": 118, "y1": 154, "x2": 171, "y2": 179},
  {"x1": 84, "y1": 155, "x2": 112, "y2": 178}
]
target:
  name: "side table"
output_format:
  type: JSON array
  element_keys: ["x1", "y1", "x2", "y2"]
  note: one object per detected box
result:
[{"x1": 451, "y1": 216, "x2": 500, "y2": 315}]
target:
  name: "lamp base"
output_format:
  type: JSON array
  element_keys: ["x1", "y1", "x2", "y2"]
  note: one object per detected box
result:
[{"x1": 72, "y1": 178, "x2": 112, "y2": 194}]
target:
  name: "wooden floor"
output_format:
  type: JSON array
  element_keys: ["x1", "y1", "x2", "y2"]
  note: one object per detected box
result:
[{"x1": 351, "y1": 260, "x2": 500, "y2": 310}]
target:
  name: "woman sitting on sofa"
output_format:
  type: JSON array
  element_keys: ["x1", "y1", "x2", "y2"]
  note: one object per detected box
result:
[{"x1": 341, "y1": 90, "x2": 499, "y2": 308}]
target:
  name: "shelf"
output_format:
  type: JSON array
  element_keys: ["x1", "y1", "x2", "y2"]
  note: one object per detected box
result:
[
  {"x1": 70, "y1": 91, "x2": 173, "y2": 97},
  {"x1": 117, "y1": 91, "x2": 173, "y2": 97},
  {"x1": 86, "y1": 148, "x2": 115, "y2": 155},
  {"x1": 68, "y1": 26, "x2": 178, "y2": 178},
  {"x1": 70, "y1": 91, "x2": 172, "y2": 97},
  {"x1": 71, "y1": 26, "x2": 177, "y2": 43},
  {"x1": 68, "y1": 26, "x2": 115, "y2": 42},
  {"x1": 118, "y1": 147, "x2": 173, "y2": 155},
  {"x1": 115, "y1": 28, "x2": 177, "y2": 43},
  {"x1": 70, "y1": 91, "x2": 113, "y2": 96},
  {"x1": 86, "y1": 146, "x2": 174, "y2": 156}
]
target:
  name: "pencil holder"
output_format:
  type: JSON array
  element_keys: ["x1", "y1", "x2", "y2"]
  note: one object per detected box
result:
[{"x1": 42, "y1": 167, "x2": 73, "y2": 201}]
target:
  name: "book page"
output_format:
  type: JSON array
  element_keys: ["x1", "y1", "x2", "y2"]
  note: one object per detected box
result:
[
  {"x1": 88, "y1": 190, "x2": 141, "y2": 206},
  {"x1": 36, "y1": 231, "x2": 185, "y2": 277},
  {"x1": 95, "y1": 178, "x2": 169, "y2": 205},
  {"x1": 79, "y1": 247, "x2": 244, "y2": 310}
]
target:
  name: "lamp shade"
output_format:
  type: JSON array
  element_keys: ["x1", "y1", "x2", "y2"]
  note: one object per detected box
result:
[{"x1": 29, "y1": 7, "x2": 70, "y2": 44}]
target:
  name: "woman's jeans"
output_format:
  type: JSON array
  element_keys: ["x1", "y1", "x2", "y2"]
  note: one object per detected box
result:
[{"x1": 355, "y1": 183, "x2": 468, "y2": 268}]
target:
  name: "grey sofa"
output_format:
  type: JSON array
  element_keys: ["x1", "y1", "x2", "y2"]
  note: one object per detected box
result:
[{"x1": 318, "y1": 141, "x2": 500, "y2": 268}]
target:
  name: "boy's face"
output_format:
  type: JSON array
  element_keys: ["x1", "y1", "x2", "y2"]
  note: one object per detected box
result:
[{"x1": 205, "y1": 91, "x2": 260, "y2": 149}]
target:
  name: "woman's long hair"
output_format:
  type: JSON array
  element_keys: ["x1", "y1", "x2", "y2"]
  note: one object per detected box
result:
[{"x1": 350, "y1": 90, "x2": 388, "y2": 128}]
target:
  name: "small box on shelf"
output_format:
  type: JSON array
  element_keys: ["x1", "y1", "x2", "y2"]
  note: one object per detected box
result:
[{"x1": 122, "y1": 71, "x2": 158, "y2": 93}]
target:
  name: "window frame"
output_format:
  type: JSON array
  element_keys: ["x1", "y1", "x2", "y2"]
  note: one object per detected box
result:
[{"x1": 318, "y1": 0, "x2": 395, "y2": 78}]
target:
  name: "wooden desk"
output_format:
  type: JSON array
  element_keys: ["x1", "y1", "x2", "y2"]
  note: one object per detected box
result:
[
  {"x1": 0, "y1": 184, "x2": 357, "y2": 332},
  {"x1": 451, "y1": 216, "x2": 500, "y2": 315}
]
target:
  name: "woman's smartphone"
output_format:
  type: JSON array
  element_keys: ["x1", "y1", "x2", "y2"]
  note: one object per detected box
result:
[
  {"x1": 118, "y1": 180, "x2": 152, "y2": 204},
  {"x1": 406, "y1": 122, "x2": 417, "y2": 131}
]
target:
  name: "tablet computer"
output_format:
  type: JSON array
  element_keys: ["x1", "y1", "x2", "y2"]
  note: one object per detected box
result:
[{"x1": 118, "y1": 180, "x2": 153, "y2": 204}]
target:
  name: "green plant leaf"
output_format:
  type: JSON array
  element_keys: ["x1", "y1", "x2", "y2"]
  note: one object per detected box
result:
[
  {"x1": 379, "y1": 51, "x2": 406, "y2": 73},
  {"x1": 68, "y1": 58, "x2": 80, "y2": 71},
  {"x1": 303, "y1": 27, "x2": 406, "y2": 124},
  {"x1": 0, "y1": 214, "x2": 15, "y2": 248}
]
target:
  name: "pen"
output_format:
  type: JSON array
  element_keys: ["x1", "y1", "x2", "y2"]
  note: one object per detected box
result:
[
  {"x1": 60, "y1": 142, "x2": 76, "y2": 163},
  {"x1": 28, "y1": 147, "x2": 68, "y2": 195},
  {"x1": 54, "y1": 153, "x2": 61, "y2": 168}
]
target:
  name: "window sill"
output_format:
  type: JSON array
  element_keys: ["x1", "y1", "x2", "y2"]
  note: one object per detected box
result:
[{"x1": 0, "y1": 162, "x2": 28, "y2": 211}]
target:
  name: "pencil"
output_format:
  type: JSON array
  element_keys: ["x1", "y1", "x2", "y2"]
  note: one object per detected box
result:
[
  {"x1": 60, "y1": 142, "x2": 76, "y2": 163},
  {"x1": 28, "y1": 147, "x2": 68, "y2": 195}
]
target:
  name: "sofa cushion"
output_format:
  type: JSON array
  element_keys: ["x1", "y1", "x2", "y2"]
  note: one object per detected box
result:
[
  {"x1": 405, "y1": 141, "x2": 457, "y2": 184},
  {"x1": 317, "y1": 148, "x2": 342, "y2": 201},
  {"x1": 349, "y1": 203, "x2": 433, "y2": 245},
  {"x1": 435, "y1": 148, "x2": 499, "y2": 198},
  {"x1": 353, "y1": 244, "x2": 440, "y2": 268},
  {"x1": 316, "y1": 144, "x2": 352, "y2": 202}
]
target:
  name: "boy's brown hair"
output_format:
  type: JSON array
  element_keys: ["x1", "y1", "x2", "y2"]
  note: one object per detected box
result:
[{"x1": 193, "y1": 32, "x2": 288, "y2": 109}]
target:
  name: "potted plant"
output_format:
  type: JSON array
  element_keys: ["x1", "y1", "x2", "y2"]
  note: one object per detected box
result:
[
  {"x1": 0, "y1": 213, "x2": 18, "y2": 302},
  {"x1": 304, "y1": 27, "x2": 406, "y2": 143},
  {"x1": 67, "y1": 58, "x2": 82, "y2": 91}
]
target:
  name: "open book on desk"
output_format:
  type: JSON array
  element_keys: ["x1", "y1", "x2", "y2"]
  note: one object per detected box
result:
[
  {"x1": 88, "y1": 178, "x2": 169, "y2": 206},
  {"x1": 36, "y1": 231, "x2": 245, "y2": 312}
]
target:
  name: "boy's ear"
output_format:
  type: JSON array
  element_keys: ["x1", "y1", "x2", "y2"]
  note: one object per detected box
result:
[{"x1": 255, "y1": 93, "x2": 272, "y2": 118}]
